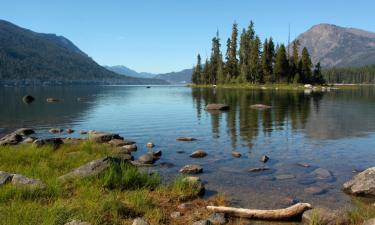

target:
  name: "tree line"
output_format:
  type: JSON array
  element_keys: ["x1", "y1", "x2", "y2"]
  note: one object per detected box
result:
[
  {"x1": 192, "y1": 21, "x2": 325, "y2": 85},
  {"x1": 323, "y1": 65, "x2": 375, "y2": 84}
]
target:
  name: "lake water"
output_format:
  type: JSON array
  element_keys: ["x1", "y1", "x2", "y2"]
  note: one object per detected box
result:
[{"x1": 1, "y1": 85, "x2": 375, "y2": 210}]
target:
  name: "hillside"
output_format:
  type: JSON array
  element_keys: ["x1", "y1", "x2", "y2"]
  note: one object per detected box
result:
[
  {"x1": 104, "y1": 65, "x2": 156, "y2": 78},
  {"x1": 294, "y1": 23, "x2": 375, "y2": 68},
  {"x1": 0, "y1": 20, "x2": 167, "y2": 85}
]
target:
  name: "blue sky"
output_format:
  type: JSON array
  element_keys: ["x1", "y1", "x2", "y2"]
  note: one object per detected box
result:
[{"x1": 1, "y1": 0, "x2": 375, "y2": 73}]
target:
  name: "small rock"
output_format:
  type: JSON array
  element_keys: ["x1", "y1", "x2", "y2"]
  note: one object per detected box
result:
[
  {"x1": 248, "y1": 167, "x2": 270, "y2": 172},
  {"x1": 179, "y1": 165, "x2": 203, "y2": 174},
  {"x1": 66, "y1": 128, "x2": 74, "y2": 134},
  {"x1": 49, "y1": 128, "x2": 63, "y2": 134},
  {"x1": 88, "y1": 131, "x2": 123, "y2": 143},
  {"x1": 363, "y1": 218, "x2": 375, "y2": 225},
  {"x1": 302, "y1": 208, "x2": 348, "y2": 225},
  {"x1": 109, "y1": 139, "x2": 135, "y2": 147},
  {"x1": 13, "y1": 128, "x2": 35, "y2": 136},
  {"x1": 190, "y1": 150, "x2": 208, "y2": 158},
  {"x1": 22, "y1": 137, "x2": 37, "y2": 144},
  {"x1": 231, "y1": 151, "x2": 241, "y2": 158},
  {"x1": 176, "y1": 137, "x2": 197, "y2": 141},
  {"x1": 297, "y1": 163, "x2": 311, "y2": 168},
  {"x1": 178, "y1": 202, "x2": 193, "y2": 210},
  {"x1": 152, "y1": 150, "x2": 162, "y2": 158},
  {"x1": 116, "y1": 153, "x2": 134, "y2": 161},
  {"x1": 313, "y1": 168, "x2": 334, "y2": 181},
  {"x1": 304, "y1": 186, "x2": 326, "y2": 195},
  {"x1": 46, "y1": 98, "x2": 59, "y2": 102},
  {"x1": 22, "y1": 95, "x2": 35, "y2": 104},
  {"x1": 297, "y1": 175, "x2": 317, "y2": 185},
  {"x1": 138, "y1": 153, "x2": 155, "y2": 164},
  {"x1": 208, "y1": 212, "x2": 227, "y2": 224},
  {"x1": 132, "y1": 218, "x2": 149, "y2": 225},
  {"x1": 250, "y1": 104, "x2": 272, "y2": 110},
  {"x1": 11, "y1": 174, "x2": 45, "y2": 188},
  {"x1": 146, "y1": 142, "x2": 155, "y2": 148},
  {"x1": 64, "y1": 220, "x2": 92, "y2": 225},
  {"x1": 119, "y1": 144, "x2": 138, "y2": 152},
  {"x1": 170, "y1": 211, "x2": 182, "y2": 218},
  {"x1": 343, "y1": 167, "x2": 375, "y2": 197},
  {"x1": 0, "y1": 171, "x2": 12, "y2": 185},
  {"x1": 260, "y1": 155, "x2": 269, "y2": 163},
  {"x1": 160, "y1": 162, "x2": 175, "y2": 168},
  {"x1": 276, "y1": 174, "x2": 295, "y2": 180},
  {"x1": 193, "y1": 220, "x2": 213, "y2": 225},
  {"x1": 205, "y1": 104, "x2": 230, "y2": 111},
  {"x1": 80, "y1": 130, "x2": 88, "y2": 135},
  {"x1": 304, "y1": 84, "x2": 313, "y2": 89}
]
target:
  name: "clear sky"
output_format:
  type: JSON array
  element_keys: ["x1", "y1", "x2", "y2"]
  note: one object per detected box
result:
[{"x1": 1, "y1": 0, "x2": 374, "y2": 73}]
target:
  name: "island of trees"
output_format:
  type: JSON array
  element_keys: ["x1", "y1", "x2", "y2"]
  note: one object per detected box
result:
[{"x1": 191, "y1": 21, "x2": 324, "y2": 86}]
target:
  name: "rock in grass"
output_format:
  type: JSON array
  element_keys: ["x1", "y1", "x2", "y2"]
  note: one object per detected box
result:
[
  {"x1": 58, "y1": 157, "x2": 120, "y2": 181},
  {"x1": 132, "y1": 218, "x2": 149, "y2": 225},
  {"x1": 88, "y1": 131, "x2": 123, "y2": 143},
  {"x1": 170, "y1": 211, "x2": 182, "y2": 218},
  {"x1": 22, "y1": 95, "x2": 35, "y2": 104},
  {"x1": 179, "y1": 165, "x2": 203, "y2": 174},
  {"x1": 0, "y1": 171, "x2": 12, "y2": 185},
  {"x1": 208, "y1": 212, "x2": 227, "y2": 225},
  {"x1": 260, "y1": 155, "x2": 269, "y2": 163},
  {"x1": 64, "y1": 220, "x2": 92, "y2": 225},
  {"x1": 231, "y1": 151, "x2": 241, "y2": 158},
  {"x1": 205, "y1": 104, "x2": 230, "y2": 111},
  {"x1": 190, "y1": 150, "x2": 207, "y2": 158},
  {"x1": 343, "y1": 167, "x2": 375, "y2": 197},
  {"x1": 11, "y1": 174, "x2": 45, "y2": 188},
  {"x1": 33, "y1": 138, "x2": 63, "y2": 149},
  {"x1": 178, "y1": 202, "x2": 194, "y2": 210},
  {"x1": 176, "y1": 137, "x2": 197, "y2": 141},
  {"x1": 193, "y1": 220, "x2": 213, "y2": 225},
  {"x1": 182, "y1": 176, "x2": 205, "y2": 195},
  {"x1": 250, "y1": 104, "x2": 272, "y2": 110}
]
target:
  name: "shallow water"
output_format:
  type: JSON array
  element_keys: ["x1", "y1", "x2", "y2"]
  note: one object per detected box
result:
[{"x1": 1, "y1": 85, "x2": 375, "y2": 210}]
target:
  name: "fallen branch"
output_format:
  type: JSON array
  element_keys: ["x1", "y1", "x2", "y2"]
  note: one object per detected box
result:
[{"x1": 206, "y1": 203, "x2": 312, "y2": 220}]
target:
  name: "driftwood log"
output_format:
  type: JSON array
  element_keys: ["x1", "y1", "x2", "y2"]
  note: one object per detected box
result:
[{"x1": 206, "y1": 203, "x2": 312, "y2": 220}]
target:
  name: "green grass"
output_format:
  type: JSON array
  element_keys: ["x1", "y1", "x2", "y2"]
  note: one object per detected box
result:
[
  {"x1": 0, "y1": 141, "x2": 198, "y2": 225},
  {"x1": 346, "y1": 202, "x2": 375, "y2": 225}
]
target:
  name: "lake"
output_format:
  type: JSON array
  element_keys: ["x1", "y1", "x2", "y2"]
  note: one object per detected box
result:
[{"x1": 1, "y1": 85, "x2": 375, "y2": 210}]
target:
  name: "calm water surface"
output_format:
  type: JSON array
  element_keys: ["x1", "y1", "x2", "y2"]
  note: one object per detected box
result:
[{"x1": 1, "y1": 85, "x2": 375, "y2": 210}]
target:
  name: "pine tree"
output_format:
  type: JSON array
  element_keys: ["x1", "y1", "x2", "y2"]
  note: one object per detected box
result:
[
  {"x1": 202, "y1": 59, "x2": 210, "y2": 84},
  {"x1": 248, "y1": 36, "x2": 262, "y2": 83},
  {"x1": 300, "y1": 47, "x2": 312, "y2": 84},
  {"x1": 193, "y1": 54, "x2": 202, "y2": 84},
  {"x1": 312, "y1": 62, "x2": 324, "y2": 84},
  {"x1": 228, "y1": 22, "x2": 239, "y2": 79},
  {"x1": 289, "y1": 40, "x2": 300, "y2": 82},
  {"x1": 209, "y1": 31, "x2": 223, "y2": 84},
  {"x1": 262, "y1": 38, "x2": 275, "y2": 83},
  {"x1": 274, "y1": 44, "x2": 289, "y2": 82}
]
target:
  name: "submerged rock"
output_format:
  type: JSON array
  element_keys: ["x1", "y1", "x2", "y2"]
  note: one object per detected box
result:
[
  {"x1": 304, "y1": 186, "x2": 326, "y2": 195},
  {"x1": 250, "y1": 104, "x2": 272, "y2": 110},
  {"x1": 180, "y1": 164, "x2": 203, "y2": 174},
  {"x1": 276, "y1": 174, "x2": 295, "y2": 180},
  {"x1": 176, "y1": 137, "x2": 197, "y2": 141},
  {"x1": 22, "y1": 95, "x2": 35, "y2": 104},
  {"x1": 190, "y1": 150, "x2": 208, "y2": 158},
  {"x1": 205, "y1": 104, "x2": 230, "y2": 111},
  {"x1": 313, "y1": 168, "x2": 333, "y2": 180},
  {"x1": 248, "y1": 167, "x2": 270, "y2": 173},
  {"x1": 343, "y1": 167, "x2": 375, "y2": 197},
  {"x1": 66, "y1": 128, "x2": 75, "y2": 134}
]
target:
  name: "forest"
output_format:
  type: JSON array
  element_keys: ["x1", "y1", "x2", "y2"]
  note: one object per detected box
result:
[
  {"x1": 323, "y1": 65, "x2": 375, "y2": 84},
  {"x1": 191, "y1": 21, "x2": 325, "y2": 86}
]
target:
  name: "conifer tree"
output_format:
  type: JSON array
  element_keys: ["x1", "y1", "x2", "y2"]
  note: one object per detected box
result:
[
  {"x1": 193, "y1": 54, "x2": 202, "y2": 84},
  {"x1": 300, "y1": 47, "x2": 312, "y2": 83},
  {"x1": 312, "y1": 62, "x2": 324, "y2": 84},
  {"x1": 202, "y1": 59, "x2": 210, "y2": 84},
  {"x1": 248, "y1": 36, "x2": 262, "y2": 83},
  {"x1": 209, "y1": 31, "x2": 223, "y2": 84},
  {"x1": 274, "y1": 44, "x2": 289, "y2": 82}
]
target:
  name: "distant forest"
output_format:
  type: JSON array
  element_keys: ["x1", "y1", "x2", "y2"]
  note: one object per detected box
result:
[
  {"x1": 323, "y1": 65, "x2": 375, "y2": 84},
  {"x1": 191, "y1": 21, "x2": 325, "y2": 85}
]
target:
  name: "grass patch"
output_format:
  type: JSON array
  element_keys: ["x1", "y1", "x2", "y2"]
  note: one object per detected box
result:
[{"x1": 346, "y1": 202, "x2": 375, "y2": 225}]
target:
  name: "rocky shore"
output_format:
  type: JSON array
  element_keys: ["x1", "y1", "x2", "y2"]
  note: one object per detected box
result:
[{"x1": 0, "y1": 127, "x2": 374, "y2": 225}]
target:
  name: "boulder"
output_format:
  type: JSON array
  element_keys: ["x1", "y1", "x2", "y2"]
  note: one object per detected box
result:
[
  {"x1": 132, "y1": 218, "x2": 149, "y2": 225},
  {"x1": 193, "y1": 220, "x2": 213, "y2": 225},
  {"x1": 13, "y1": 128, "x2": 35, "y2": 136},
  {"x1": 343, "y1": 167, "x2": 375, "y2": 197},
  {"x1": 179, "y1": 165, "x2": 203, "y2": 174},
  {"x1": 190, "y1": 150, "x2": 208, "y2": 158},
  {"x1": 11, "y1": 174, "x2": 45, "y2": 188},
  {"x1": 49, "y1": 128, "x2": 63, "y2": 134},
  {"x1": 205, "y1": 104, "x2": 230, "y2": 111},
  {"x1": 46, "y1": 98, "x2": 59, "y2": 102},
  {"x1": 146, "y1": 142, "x2": 155, "y2": 148},
  {"x1": 88, "y1": 131, "x2": 122, "y2": 143},
  {"x1": 58, "y1": 157, "x2": 119, "y2": 180},
  {"x1": 231, "y1": 151, "x2": 241, "y2": 158},
  {"x1": 250, "y1": 104, "x2": 272, "y2": 110},
  {"x1": 0, "y1": 171, "x2": 12, "y2": 185},
  {"x1": 207, "y1": 212, "x2": 227, "y2": 225},
  {"x1": 302, "y1": 208, "x2": 348, "y2": 225},
  {"x1": 119, "y1": 144, "x2": 138, "y2": 152},
  {"x1": 64, "y1": 220, "x2": 92, "y2": 225},
  {"x1": 116, "y1": 153, "x2": 134, "y2": 161},
  {"x1": 260, "y1": 155, "x2": 269, "y2": 163},
  {"x1": 138, "y1": 153, "x2": 155, "y2": 164},
  {"x1": 0, "y1": 133, "x2": 22, "y2": 145},
  {"x1": 109, "y1": 139, "x2": 135, "y2": 147},
  {"x1": 22, "y1": 95, "x2": 35, "y2": 104},
  {"x1": 176, "y1": 137, "x2": 197, "y2": 141}
]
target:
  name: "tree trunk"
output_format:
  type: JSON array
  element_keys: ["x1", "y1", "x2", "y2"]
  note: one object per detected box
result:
[{"x1": 206, "y1": 203, "x2": 312, "y2": 220}]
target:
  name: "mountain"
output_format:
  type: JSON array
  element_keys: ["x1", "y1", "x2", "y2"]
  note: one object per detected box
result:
[
  {"x1": 154, "y1": 69, "x2": 193, "y2": 84},
  {"x1": 294, "y1": 23, "x2": 375, "y2": 68},
  {"x1": 0, "y1": 20, "x2": 167, "y2": 85},
  {"x1": 104, "y1": 65, "x2": 156, "y2": 78}
]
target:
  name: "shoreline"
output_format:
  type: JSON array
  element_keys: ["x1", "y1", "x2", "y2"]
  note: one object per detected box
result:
[{"x1": 187, "y1": 83, "x2": 365, "y2": 90}]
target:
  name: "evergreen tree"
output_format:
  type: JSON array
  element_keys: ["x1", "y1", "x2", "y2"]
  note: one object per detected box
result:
[
  {"x1": 289, "y1": 40, "x2": 300, "y2": 82},
  {"x1": 209, "y1": 31, "x2": 223, "y2": 84},
  {"x1": 300, "y1": 47, "x2": 312, "y2": 83},
  {"x1": 192, "y1": 54, "x2": 202, "y2": 84},
  {"x1": 248, "y1": 36, "x2": 262, "y2": 83},
  {"x1": 228, "y1": 22, "x2": 239, "y2": 79},
  {"x1": 312, "y1": 62, "x2": 325, "y2": 84},
  {"x1": 274, "y1": 44, "x2": 289, "y2": 82},
  {"x1": 262, "y1": 38, "x2": 275, "y2": 83},
  {"x1": 202, "y1": 59, "x2": 210, "y2": 84}
]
